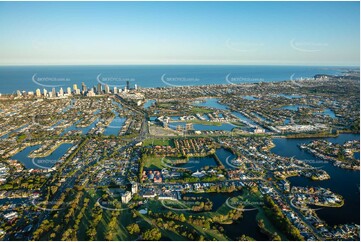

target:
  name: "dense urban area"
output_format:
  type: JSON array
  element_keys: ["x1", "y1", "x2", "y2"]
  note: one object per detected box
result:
[{"x1": 0, "y1": 71, "x2": 359, "y2": 241}]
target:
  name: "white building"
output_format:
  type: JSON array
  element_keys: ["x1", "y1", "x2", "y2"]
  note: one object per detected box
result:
[
  {"x1": 59, "y1": 87, "x2": 64, "y2": 97},
  {"x1": 131, "y1": 182, "x2": 138, "y2": 194},
  {"x1": 104, "y1": 84, "x2": 110, "y2": 94},
  {"x1": 121, "y1": 191, "x2": 132, "y2": 204},
  {"x1": 254, "y1": 127, "x2": 265, "y2": 134},
  {"x1": 36, "y1": 88, "x2": 41, "y2": 97}
]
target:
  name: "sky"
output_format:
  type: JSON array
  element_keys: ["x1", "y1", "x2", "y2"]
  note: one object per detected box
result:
[{"x1": 0, "y1": 1, "x2": 359, "y2": 66}]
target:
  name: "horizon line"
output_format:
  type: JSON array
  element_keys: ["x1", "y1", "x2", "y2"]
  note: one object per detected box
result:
[{"x1": 0, "y1": 63, "x2": 359, "y2": 68}]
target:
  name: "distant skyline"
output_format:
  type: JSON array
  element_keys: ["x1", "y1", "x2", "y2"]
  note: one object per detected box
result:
[{"x1": 0, "y1": 1, "x2": 359, "y2": 66}]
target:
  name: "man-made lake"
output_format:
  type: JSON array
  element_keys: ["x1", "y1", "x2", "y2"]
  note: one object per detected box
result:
[
  {"x1": 176, "y1": 156, "x2": 218, "y2": 172},
  {"x1": 182, "y1": 191, "x2": 268, "y2": 240},
  {"x1": 216, "y1": 148, "x2": 237, "y2": 170},
  {"x1": 144, "y1": 100, "x2": 156, "y2": 109},
  {"x1": 279, "y1": 105, "x2": 310, "y2": 111},
  {"x1": 313, "y1": 108, "x2": 336, "y2": 118},
  {"x1": 193, "y1": 98, "x2": 228, "y2": 110},
  {"x1": 192, "y1": 98, "x2": 261, "y2": 129},
  {"x1": 11, "y1": 143, "x2": 74, "y2": 169},
  {"x1": 271, "y1": 133, "x2": 360, "y2": 226},
  {"x1": 277, "y1": 94, "x2": 303, "y2": 99},
  {"x1": 0, "y1": 124, "x2": 29, "y2": 139},
  {"x1": 242, "y1": 96, "x2": 259, "y2": 101},
  {"x1": 103, "y1": 111, "x2": 126, "y2": 136},
  {"x1": 222, "y1": 209, "x2": 269, "y2": 241},
  {"x1": 231, "y1": 111, "x2": 258, "y2": 127},
  {"x1": 61, "y1": 118, "x2": 99, "y2": 135}
]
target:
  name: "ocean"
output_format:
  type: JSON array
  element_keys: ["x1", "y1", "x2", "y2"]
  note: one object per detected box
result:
[{"x1": 0, "y1": 65, "x2": 354, "y2": 94}]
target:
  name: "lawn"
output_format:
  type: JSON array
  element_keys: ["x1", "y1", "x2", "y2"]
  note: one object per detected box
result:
[
  {"x1": 142, "y1": 138, "x2": 174, "y2": 147},
  {"x1": 190, "y1": 106, "x2": 213, "y2": 114},
  {"x1": 143, "y1": 156, "x2": 166, "y2": 169}
]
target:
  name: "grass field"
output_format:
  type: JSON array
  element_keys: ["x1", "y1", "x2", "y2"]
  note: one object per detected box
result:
[
  {"x1": 190, "y1": 106, "x2": 213, "y2": 114},
  {"x1": 142, "y1": 138, "x2": 174, "y2": 147},
  {"x1": 143, "y1": 156, "x2": 166, "y2": 169}
]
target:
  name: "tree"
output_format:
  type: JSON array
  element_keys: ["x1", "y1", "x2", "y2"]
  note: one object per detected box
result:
[
  {"x1": 126, "y1": 223, "x2": 140, "y2": 235},
  {"x1": 142, "y1": 228, "x2": 161, "y2": 241},
  {"x1": 238, "y1": 234, "x2": 255, "y2": 241},
  {"x1": 50, "y1": 233, "x2": 56, "y2": 240},
  {"x1": 179, "y1": 213, "x2": 186, "y2": 222},
  {"x1": 105, "y1": 231, "x2": 114, "y2": 241}
]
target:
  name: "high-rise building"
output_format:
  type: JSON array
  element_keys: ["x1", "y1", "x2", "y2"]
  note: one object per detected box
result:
[
  {"x1": 113, "y1": 86, "x2": 118, "y2": 94},
  {"x1": 16, "y1": 90, "x2": 21, "y2": 97},
  {"x1": 134, "y1": 84, "x2": 138, "y2": 90},
  {"x1": 52, "y1": 88, "x2": 56, "y2": 97},
  {"x1": 104, "y1": 84, "x2": 110, "y2": 94},
  {"x1": 97, "y1": 83, "x2": 102, "y2": 94},
  {"x1": 73, "y1": 84, "x2": 78, "y2": 91},
  {"x1": 59, "y1": 87, "x2": 64, "y2": 97},
  {"x1": 81, "y1": 82, "x2": 87, "y2": 93},
  {"x1": 126, "y1": 81, "x2": 130, "y2": 90},
  {"x1": 35, "y1": 88, "x2": 41, "y2": 97},
  {"x1": 43, "y1": 88, "x2": 47, "y2": 97}
]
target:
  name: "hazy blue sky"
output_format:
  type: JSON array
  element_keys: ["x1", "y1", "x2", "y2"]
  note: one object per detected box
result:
[{"x1": 0, "y1": 1, "x2": 359, "y2": 66}]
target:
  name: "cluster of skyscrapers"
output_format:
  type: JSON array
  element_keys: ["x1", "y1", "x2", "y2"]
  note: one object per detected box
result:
[{"x1": 16, "y1": 81, "x2": 138, "y2": 98}]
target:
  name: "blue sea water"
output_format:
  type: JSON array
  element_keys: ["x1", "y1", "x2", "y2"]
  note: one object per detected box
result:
[{"x1": 0, "y1": 65, "x2": 351, "y2": 94}]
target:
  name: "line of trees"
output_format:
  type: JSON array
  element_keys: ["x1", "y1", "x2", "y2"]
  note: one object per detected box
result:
[{"x1": 263, "y1": 196, "x2": 303, "y2": 241}]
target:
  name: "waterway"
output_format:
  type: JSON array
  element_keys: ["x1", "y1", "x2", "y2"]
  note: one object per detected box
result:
[
  {"x1": 216, "y1": 148, "x2": 237, "y2": 169},
  {"x1": 60, "y1": 118, "x2": 99, "y2": 136},
  {"x1": 242, "y1": 96, "x2": 259, "y2": 101},
  {"x1": 313, "y1": 108, "x2": 336, "y2": 118},
  {"x1": 193, "y1": 97, "x2": 260, "y2": 128},
  {"x1": 176, "y1": 156, "x2": 218, "y2": 172},
  {"x1": 11, "y1": 143, "x2": 74, "y2": 169},
  {"x1": 271, "y1": 133, "x2": 360, "y2": 226},
  {"x1": 193, "y1": 98, "x2": 228, "y2": 111},
  {"x1": 0, "y1": 124, "x2": 29, "y2": 139},
  {"x1": 103, "y1": 111, "x2": 126, "y2": 136},
  {"x1": 279, "y1": 105, "x2": 310, "y2": 111},
  {"x1": 182, "y1": 191, "x2": 268, "y2": 240},
  {"x1": 144, "y1": 100, "x2": 156, "y2": 109},
  {"x1": 277, "y1": 94, "x2": 303, "y2": 99}
]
